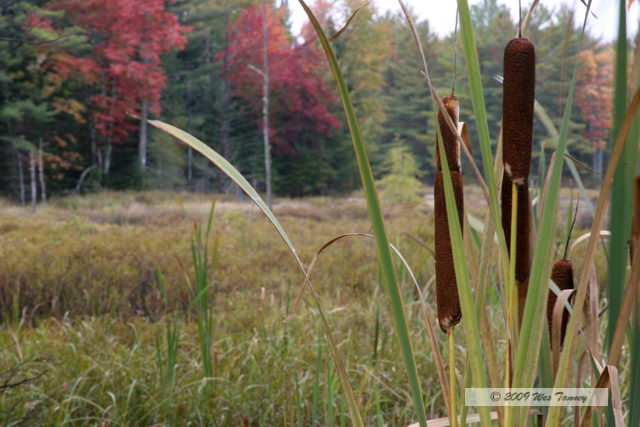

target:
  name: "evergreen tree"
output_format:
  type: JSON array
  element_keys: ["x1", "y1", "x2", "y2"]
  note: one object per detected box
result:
[
  {"x1": 380, "y1": 11, "x2": 449, "y2": 178},
  {"x1": 332, "y1": 0, "x2": 392, "y2": 169}
]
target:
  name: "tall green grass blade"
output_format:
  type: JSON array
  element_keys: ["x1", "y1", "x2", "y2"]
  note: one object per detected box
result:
[
  {"x1": 537, "y1": 319, "x2": 552, "y2": 419},
  {"x1": 326, "y1": 360, "x2": 336, "y2": 425},
  {"x1": 147, "y1": 119, "x2": 364, "y2": 426},
  {"x1": 608, "y1": 0, "x2": 630, "y2": 350},
  {"x1": 631, "y1": 325, "x2": 640, "y2": 425},
  {"x1": 191, "y1": 205, "x2": 216, "y2": 383},
  {"x1": 607, "y1": 4, "x2": 640, "y2": 426},
  {"x1": 455, "y1": 0, "x2": 508, "y2": 262},
  {"x1": 454, "y1": 10, "x2": 513, "y2": 376},
  {"x1": 311, "y1": 342, "x2": 322, "y2": 423},
  {"x1": 609, "y1": 4, "x2": 631, "y2": 424},
  {"x1": 436, "y1": 130, "x2": 492, "y2": 426},
  {"x1": 298, "y1": 2, "x2": 427, "y2": 426},
  {"x1": 629, "y1": 34, "x2": 640, "y2": 427}
]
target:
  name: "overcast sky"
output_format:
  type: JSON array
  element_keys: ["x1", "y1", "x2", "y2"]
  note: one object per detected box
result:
[{"x1": 289, "y1": 1, "x2": 638, "y2": 42}]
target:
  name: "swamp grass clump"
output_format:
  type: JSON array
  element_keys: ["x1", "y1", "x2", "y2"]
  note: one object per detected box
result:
[{"x1": 0, "y1": 193, "x2": 443, "y2": 320}]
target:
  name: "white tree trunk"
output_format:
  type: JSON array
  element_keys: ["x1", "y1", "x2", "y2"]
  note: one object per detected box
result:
[
  {"x1": 38, "y1": 138, "x2": 46, "y2": 203},
  {"x1": 29, "y1": 151, "x2": 37, "y2": 213},
  {"x1": 17, "y1": 151, "x2": 25, "y2": 205},
  {"x1": 139, "y1": 99, "x2": 150, "y2": 170},
  {"x1": 262, "y1": 0, "x2": 272, "y2": 208},
  {"x1": 186, "y1": 81, "x2": 193, "y2": 185}
]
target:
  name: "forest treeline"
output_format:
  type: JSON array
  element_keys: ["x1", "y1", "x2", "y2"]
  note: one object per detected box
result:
[{"x1": 0, "y1": 0, "x2": 613, "y2": 201}]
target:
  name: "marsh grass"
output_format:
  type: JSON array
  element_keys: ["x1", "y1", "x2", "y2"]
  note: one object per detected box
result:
[{"x1": 2, "y1": 0, "x2": 640, "y2": 425}]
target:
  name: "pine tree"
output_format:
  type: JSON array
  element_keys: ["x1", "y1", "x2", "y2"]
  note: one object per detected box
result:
[{"x1": 381, "y1": 12, "x2": 449, "y2": 178}]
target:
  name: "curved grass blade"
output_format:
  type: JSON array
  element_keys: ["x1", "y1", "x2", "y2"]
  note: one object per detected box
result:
[
  {"x1": 298, "y1": 231, "x2": 451, "y2": 415},
  {"x1": 147, "y1": 119, "x2": 364, "y2": 427},
  {"x1": 455, "y1": 0, "x2": 509, "y2": 266},
  {"x1": 297, "y1": 2, "x2": 428, "y2": 425},
  {"x1": 329, "y1": 0, "x2": 371, "y2": 41}
]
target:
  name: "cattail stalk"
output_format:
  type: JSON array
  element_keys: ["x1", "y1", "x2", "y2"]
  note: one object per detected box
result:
[
  {"x1": 435, "y1": 95, "x2": 464, "y2": 333},
  {"x1": 448, "y1": 327, "x2": 458, "y2": 427},
  {"x1": 501, "y1": 36, "x2": 535, "y2": 320},
  {"x1": 501, "y1": 177, "x2": 531, "y2": 318}
]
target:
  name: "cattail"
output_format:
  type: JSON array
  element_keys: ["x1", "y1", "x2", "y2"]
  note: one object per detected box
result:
[
  {"x1": 436, "y1": 96, "x2": 461, "y2": 172},
  {"x1": 502, "y1": 38, "x2": 535, "y2": 185},
  {"x1": 547, "y1": 259, "x2": 574, "y2": 346},
  {"x1": 501, "y1": 36, "x2": 535, "y2": 318},
  {"x1": 435, "y1": 95, "x2": 464, "y2": 333},
  {"x1": 435, "y1": 171, "x2": 464, "y2": 333}
]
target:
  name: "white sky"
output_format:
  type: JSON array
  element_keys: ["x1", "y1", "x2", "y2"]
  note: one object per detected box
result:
[{"x1": 290, "y1": 1, "x2": 639, "y2": 42}]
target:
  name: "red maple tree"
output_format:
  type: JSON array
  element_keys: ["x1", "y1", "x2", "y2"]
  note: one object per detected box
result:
[
  {"x1": 223, "y1": 3, "x2": 339, "y2": 154},
  {"x1": 36, "y1": 0, "x2": 190, "y2": 156},
  {"x1": 575, "y1": 48, "x2": 613, "y2": 173}
]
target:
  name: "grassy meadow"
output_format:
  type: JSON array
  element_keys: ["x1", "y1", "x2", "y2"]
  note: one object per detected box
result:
[{"x1": 0, "y1": 188, "x2": 609, "y2": 426}]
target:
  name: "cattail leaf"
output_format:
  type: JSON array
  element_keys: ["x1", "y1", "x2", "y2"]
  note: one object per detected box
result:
[
  {"x1": 454, "y1": 4, "x2": 512, "y2": 354},
  {"x1": 298, "y1": 1, "x2": 428, "y2": 425}
]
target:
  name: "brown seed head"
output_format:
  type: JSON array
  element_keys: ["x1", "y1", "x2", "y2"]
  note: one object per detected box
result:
[
  {"x1": 436, "y1": 96, "x2": 460, "y2": 172},
  {"x1": 547, "y1": 259, "x2": 574, "y2": 346},
  {"x1": 502, "y1": 38, "x2": 535, "y2": 184},
  {"x1": 435, "y1": 171, "x2": 464, "y2": 333}
]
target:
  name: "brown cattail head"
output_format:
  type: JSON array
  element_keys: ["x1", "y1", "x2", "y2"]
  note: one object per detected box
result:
[
  {"x1": 436, "y1": 96, "x2": 460, "y2": 172},
  {"x1": 501, "y1": 175, "x2": 531, "y2": 317},
  {"x1": 547, "y1": 259, "x2": 574, "y2": 346},
  {"x1": 502, "y1": 38, "x2": 535, "y2": 185},
  {"x1": 435, "y1": 170, "x2": 464, "y2": 333}
]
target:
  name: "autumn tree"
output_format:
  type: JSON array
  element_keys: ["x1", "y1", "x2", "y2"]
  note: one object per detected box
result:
[
  {"x1": 575, "y1": 48, "x2": 613, "y2": 175},
  {"x1": 224, "y1": 3, "x2": 341, "y2": 197},
  {"x1": 0, "y1": 1, "x2": 91, "y2": 200},
  {"x1": 43, "y1": 0, "x2": 189, "y2": 183}
]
